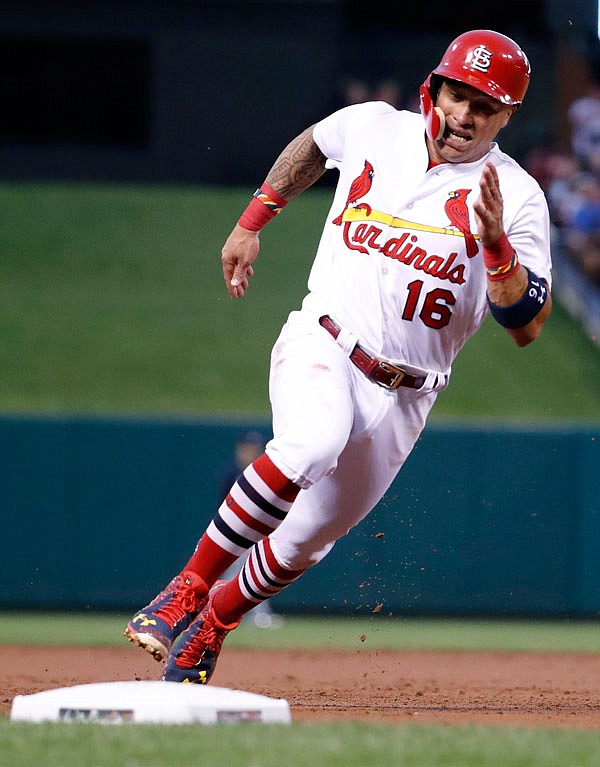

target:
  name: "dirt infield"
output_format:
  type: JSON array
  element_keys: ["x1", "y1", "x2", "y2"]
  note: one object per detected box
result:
[{"x1": 2, "y1": 645, "x2": 599, "y2": 729}]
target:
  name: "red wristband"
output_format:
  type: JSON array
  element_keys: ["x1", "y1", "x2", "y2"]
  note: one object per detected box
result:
[
  {"x1": 483, "y1": 232, "x2": 520, "y2": 281},
  {"x1": 238, "y1": 182, "x2": 288, "y2": 232}
]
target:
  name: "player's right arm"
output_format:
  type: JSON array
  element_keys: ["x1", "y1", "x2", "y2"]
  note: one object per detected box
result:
[
  {"x1": 262, "y1": 125, "x2": 328, "y2": 200},
  {"x1": 221, "y1": 126, "x2": 327, "y2": 299}
]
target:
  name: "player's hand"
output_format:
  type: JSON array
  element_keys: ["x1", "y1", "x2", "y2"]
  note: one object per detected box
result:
[
  {"x1": 221, "y1": 224, "x2": 260, "y2": 298},
  {"x1": 473, "y1": 161, "x2": 504, "y2": 248}
]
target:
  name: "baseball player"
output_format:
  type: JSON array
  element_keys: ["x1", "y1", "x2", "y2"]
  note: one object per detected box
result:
[{"x1": 125, "y1": 30, "x2": 552, "y2": 684}]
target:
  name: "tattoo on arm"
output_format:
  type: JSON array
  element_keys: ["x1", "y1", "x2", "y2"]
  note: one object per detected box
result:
[{"x1": 265, "y1": 126, "x2": 327, "y2": 200}]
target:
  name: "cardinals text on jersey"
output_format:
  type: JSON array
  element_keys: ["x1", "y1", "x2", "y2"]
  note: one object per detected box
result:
[{"x1": 309, "y1": 102, "x2": 551, "y2": 372}]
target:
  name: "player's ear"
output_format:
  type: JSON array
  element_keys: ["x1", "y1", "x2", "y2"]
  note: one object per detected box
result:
[{"x1": 501, "y1": 105, "x2": 518, "y2": 128}]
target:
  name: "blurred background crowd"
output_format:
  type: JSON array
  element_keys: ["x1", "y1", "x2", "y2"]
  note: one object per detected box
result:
[{"x1": 525, "y1": 72, "x2": 600, "y2": 286}]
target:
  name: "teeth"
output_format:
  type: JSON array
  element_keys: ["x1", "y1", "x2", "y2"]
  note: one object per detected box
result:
[{"x1": 449, "y1": 131, "x2": 469, "y2": 142}]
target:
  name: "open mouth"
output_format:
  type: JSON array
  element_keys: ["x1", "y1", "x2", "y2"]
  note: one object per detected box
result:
[{"x1": 444, "y1": 128, "x2": 471, "y2": 144}]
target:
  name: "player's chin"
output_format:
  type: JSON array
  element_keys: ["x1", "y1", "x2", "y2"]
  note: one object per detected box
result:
[{"x1": 437, "y1": 142, "x2": 477, "y2": 164}]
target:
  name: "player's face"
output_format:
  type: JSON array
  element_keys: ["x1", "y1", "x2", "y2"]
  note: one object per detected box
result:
[{"x1": 428, "y1": 80, "x2": 516, "y2": 164}]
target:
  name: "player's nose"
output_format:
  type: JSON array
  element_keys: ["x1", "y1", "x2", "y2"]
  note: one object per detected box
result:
[{"x1": 453, "y1": 101, "x2": 474, "y2": 126}]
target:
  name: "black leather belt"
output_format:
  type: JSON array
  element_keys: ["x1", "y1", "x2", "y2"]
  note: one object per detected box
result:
[{"x1": 319, "y1": 315, "x2": 425, "y2": 391}]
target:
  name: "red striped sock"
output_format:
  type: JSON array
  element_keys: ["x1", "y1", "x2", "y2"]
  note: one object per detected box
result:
[
  {"x1": 184, "y1": 536, "x2": 238, "y2": 587},
  {"x1": 212, "y1": 538, "x2": 305, "y2": 623},
  {"x1": 184, "y1": 454, "x2": 299, "y2": 587}
]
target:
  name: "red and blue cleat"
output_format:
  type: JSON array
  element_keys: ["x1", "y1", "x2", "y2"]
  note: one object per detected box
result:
[{"x1": 124, "y1": 570, "x2": 208, "y2": 662}]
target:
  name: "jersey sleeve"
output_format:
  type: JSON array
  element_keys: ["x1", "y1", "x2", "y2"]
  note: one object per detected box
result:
[
  {"x1": 313, "y1": 102, "x2": 397, "y2": 167},
  {"x1": 504, "y1": 183, "x2": 552, "y2": 288}
]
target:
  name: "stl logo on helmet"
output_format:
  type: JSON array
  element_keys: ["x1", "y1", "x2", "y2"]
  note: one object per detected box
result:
[{"x1": 467, "y1": 44, "x2": 493, "y2": 73}]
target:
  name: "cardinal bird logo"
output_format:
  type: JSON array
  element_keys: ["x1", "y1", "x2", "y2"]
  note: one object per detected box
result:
[
  {"x1": 333, "y1": 160, "x2": 375, "y2": 225},
  {"x1": 444, "y1": 189, "x2": 479, "y2": 258}
]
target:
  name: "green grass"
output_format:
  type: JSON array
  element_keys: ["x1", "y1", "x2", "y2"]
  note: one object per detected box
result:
[
  {"x1": 2, "y1": 720, "x2": 600, "y2": 767},
  {"x1": 1, "y1": 612, "x2": 599, "y2": 653},
  {"x1": 0, "y1": 182, "x2": 318, "y2": 415},
  {"x1": 1, "y1": 181, "x2": 600, "y2": 419}
]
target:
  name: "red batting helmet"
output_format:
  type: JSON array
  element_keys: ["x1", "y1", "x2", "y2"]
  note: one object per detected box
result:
[{"x1": 430, "y1": 29, "x2": 531, "y2": 105}]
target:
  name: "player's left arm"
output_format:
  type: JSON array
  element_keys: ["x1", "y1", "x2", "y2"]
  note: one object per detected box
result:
[{"x1": 473, "y1": 161, "x2": 552, "y2": 347}]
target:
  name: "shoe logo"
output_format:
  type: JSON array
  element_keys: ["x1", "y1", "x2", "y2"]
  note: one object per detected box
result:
[
  {"x1": 182, "y1": 670, "x2": 207, "y2": 685},
  {"x1": 133, "y1": 613, "x2": 157, "y2": 627}
]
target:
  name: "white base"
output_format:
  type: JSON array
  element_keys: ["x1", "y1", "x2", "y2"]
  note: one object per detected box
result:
[{"x1": 10, "y1": 681, "x2": 291, "y2": 724}]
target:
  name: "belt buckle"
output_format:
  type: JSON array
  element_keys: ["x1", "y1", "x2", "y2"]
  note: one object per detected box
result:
[{"x1": 376, "y1": 361, "x2": 405, "y2": 390}]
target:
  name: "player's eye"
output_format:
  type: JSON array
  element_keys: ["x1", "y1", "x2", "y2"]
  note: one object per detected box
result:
[{"x1": 476, "y1": 104, "x2": 499, "y2": 117}]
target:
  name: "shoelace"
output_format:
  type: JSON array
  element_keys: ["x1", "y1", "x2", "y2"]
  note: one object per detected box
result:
[
  {"x1": 176, "y1": 614, "x2": 226, "y2": 667},
  {"x1": 154, "y1": 580, "x2": 200, "y2": 627}
]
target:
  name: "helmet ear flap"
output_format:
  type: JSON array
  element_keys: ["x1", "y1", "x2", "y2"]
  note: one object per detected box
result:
[{"x1": 419, "y1": 76, "x2": 445, "y2": 141}]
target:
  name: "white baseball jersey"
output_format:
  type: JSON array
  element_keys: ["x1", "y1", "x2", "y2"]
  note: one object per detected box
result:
[
  {"x1": 303, "y1": 101, "x2": 552, "y2": 382},
  {"x1": 265, "y1": 101, "x2": 552, "y2": 569}
]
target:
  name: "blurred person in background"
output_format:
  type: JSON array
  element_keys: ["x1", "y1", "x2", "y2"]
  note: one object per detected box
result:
[
  {"x1": 342, "y1": 77, "x2": 371, "y2": 106},
  {"x1": 568, "y1": 76, "x2": 600, "y2": 171},
  {"x1": 562, "y1": 171, "x2": 600, "y2": 284},
  {"x1": 544, "y1": 151, "x2": 581, "y2": 227},
  {"x1": 373, "y1": 77, "x2": 404, "y2": 109}
]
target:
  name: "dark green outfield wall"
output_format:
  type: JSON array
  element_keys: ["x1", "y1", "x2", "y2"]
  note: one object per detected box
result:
[{"x1": 1, "y1": 416, "x2": 598, "y2": 617}]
